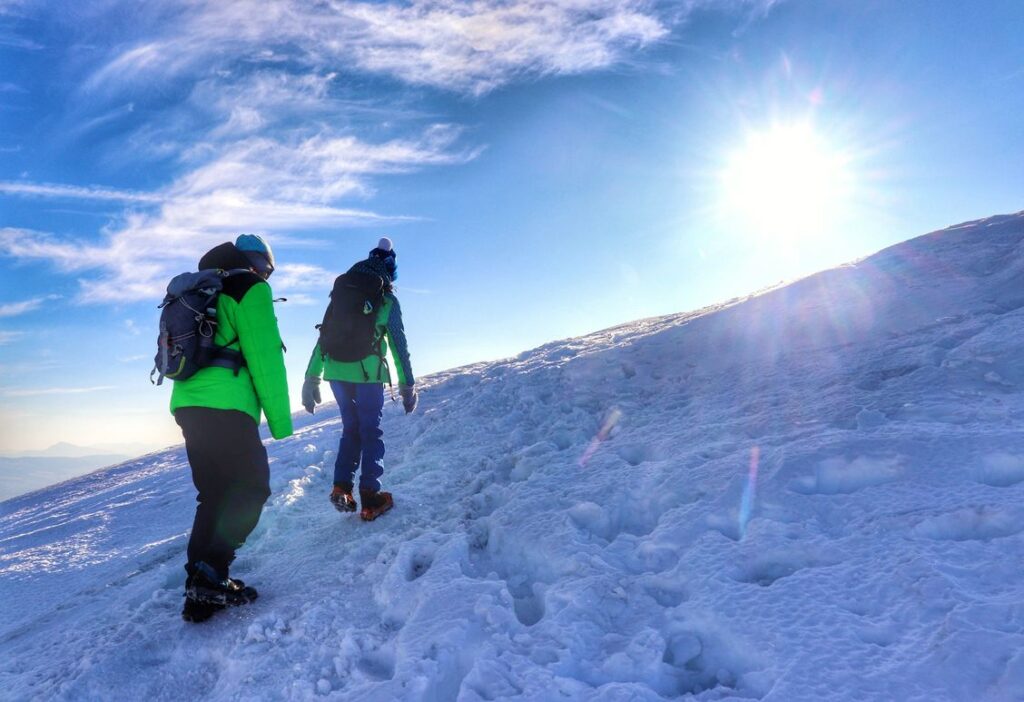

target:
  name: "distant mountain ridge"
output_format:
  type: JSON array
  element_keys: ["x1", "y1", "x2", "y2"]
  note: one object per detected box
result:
[
  {"x1": 0, "y1": 442, "x2": 165, "y2": 501},
  {"x1": 0, "y1": 441, "x2": 160, "y2": 459},
  {"x1": 0, "y1": 454, "x2": 130, "y2": 501}
]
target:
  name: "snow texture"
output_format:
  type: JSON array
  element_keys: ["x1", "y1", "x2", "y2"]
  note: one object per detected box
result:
[{"x1": 3, "y1": 212, "x2": 1024, "y2": 701}]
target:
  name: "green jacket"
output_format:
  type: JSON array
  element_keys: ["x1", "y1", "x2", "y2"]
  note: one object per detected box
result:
[
  {"x1": 170, "y1": 243, "x2": 293, "y2": 439},
  {"x1": 305, "y1": 258, "x2": 415, "y2": 386}
]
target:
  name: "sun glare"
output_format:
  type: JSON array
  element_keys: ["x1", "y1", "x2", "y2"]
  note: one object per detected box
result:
[{"x1": 720, "y1": 122, "x2": 852, "y2": 242}]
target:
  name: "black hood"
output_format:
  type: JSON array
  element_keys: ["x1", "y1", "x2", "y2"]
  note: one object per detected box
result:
[{"x1": 198, "y1": 242, "x2": 253, "y2": 271}]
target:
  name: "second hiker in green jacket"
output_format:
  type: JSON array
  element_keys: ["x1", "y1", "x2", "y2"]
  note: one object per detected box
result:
[
  {"x1": 302, "y1": 237, "x2": 417, "y2": 521},
  {"x1": 172, "y1": 234, "x2": 292, "y2": 623}
]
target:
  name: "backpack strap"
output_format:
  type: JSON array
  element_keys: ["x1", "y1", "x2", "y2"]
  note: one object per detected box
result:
[
  {"x1": 151, "y1": 320, "x2": 171, "y2": 386},
  {"x1": 204, "y1": 271, "x2": 253, "y2": 374},
  {"x1": 221, "y1": 267, "x2": 255, "y2": 277},
  {"x1": 211, "y1": 335, "x2": 247, "y2": 376},
  {"x1": 370, "y1": 324, "x2": 396, "y2": 398}
]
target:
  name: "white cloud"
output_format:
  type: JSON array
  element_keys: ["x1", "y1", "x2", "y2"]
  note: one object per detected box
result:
[
  {"x1": 0, "y1": 31, "x2": 42, "y2": 50},
  {"x1": 0, "y1": 228, "x2": 111, "y2": 272},
  {"x1": 171, "y1": 125, "x2": 476, "y2": 204},
  {"x1": 0, "y1": 0, "x2": 777, "y2": 307},
  {"x1": 0, "y1": 294, "x2": 61, "y2": 318},
  {"x1": 0, "y1": 330, "x2": 25, "y2": 345},
  {"x1": 271, "y1": 263, "x2": 338, "y2": 292},
  {"x1": 3, "y1": 385, "x2": 116, "y2": 397},
  {"x1": 275, "y1": 292, "x2": 319, "y2": 306},
  {"x1": 0, "y1": 181, "x2": 162, "y2": 203},
  {"x1": 338, "y1": 0, "x2": 669, "y2": 94},
  {"x1": 0, "y1": 125, "x2": 466, "y2": 304},
  {"x1": 86, "y1": 0, "x2": 670, "y2": 96}
]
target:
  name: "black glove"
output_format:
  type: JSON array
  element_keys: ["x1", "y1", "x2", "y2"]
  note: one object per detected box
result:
[
  {"x1": 302, "y1": 377, "x2": 322, "y2": 414},
  {"x1": 399, "y1": 384, "x2": 418, "y2": 414}
]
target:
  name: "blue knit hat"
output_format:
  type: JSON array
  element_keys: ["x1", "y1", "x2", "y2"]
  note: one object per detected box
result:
[
  {"x1": 369, "y1": 237, "x2": 397, "y2": 281},
  {"x1": 235, "y1": 233, "x2": 275, "y2": 276}
]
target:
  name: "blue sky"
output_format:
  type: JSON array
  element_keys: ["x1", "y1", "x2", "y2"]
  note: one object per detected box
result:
[{"x1": 1, "y1": 0, "x2": 1023, "y2": 453}]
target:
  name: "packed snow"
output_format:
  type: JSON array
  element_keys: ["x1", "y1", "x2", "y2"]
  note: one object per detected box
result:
[{"x1": 3, "y1": 213, "x2": 1024, "y2": 701}]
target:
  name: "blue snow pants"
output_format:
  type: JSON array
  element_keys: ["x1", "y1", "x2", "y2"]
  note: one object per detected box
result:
[{"x1": 330, "y1": 381, "x2": 385, "y2": 491}]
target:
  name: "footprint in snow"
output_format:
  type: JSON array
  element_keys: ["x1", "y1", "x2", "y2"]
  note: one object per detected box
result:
[
  {"x1": 911, "y1": 506, "x2": 1023, "y2": 541},
  {"x1": 731, "y1": 550, "x2": 838, "y2": 587},
  {"x1": 973, "y1": 453, "x2": 1024, "y2": 487},
  {"x1": 789, "y1": 456, "x2": 902, "y2": 495}
]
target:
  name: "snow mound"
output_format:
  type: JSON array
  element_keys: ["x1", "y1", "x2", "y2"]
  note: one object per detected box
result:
[{"x1": 3, "y1": 212, "x2": 1024, "y2": 701}]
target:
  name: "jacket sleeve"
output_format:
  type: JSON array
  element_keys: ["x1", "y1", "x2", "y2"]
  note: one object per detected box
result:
[
  {"x1": 305, "y1": 342, "x2": 325, "y2": 379},
  {"x1": 385, "y1": 295, "x2": 415, "y2": 386},
  {"x1": 236, "y1": 282, "x2": 293, "y2": 439}
]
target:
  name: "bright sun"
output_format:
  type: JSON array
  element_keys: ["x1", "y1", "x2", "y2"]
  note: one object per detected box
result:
[{"x1": 719, "y1": 122, "x2": 852, "y2": 242}]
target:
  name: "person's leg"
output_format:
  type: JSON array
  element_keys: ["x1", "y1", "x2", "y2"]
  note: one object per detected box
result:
[
  {"x1": 176, "y1": 407, "x2": 270, "y2": 580},
  {"x1": 205, "y1": 412, "x2": 270, "y2": 576},
  {"x1": 330, "y1": 381, "x2": 361, "y2": 487},
  {"x1": 354, "y1": 383, "x2": 386, "y2": 491},
  {"x1": 177, "y1": 409, "x2": 222, "y2": 580}
]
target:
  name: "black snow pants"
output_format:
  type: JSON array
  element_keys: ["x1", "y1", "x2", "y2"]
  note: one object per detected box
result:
[{"x1": 175, "y1": 407, "x2": 271, "y2": 580}]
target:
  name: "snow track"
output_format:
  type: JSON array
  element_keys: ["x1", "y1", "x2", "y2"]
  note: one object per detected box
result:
[{"x1": 3, "y1": 213, "x2": 1024, "y2": 700}]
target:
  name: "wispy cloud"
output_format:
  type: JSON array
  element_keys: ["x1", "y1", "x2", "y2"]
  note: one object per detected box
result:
[
  {"x1": 276, "y1": 293, "x2": 319, "y2": 306},
  {"x1": 0, "y1": 294, "x2": 61, "y2": 318},
  {"x1": 0, "y1": 181, "x2": 163, "y2": 203},
  {"x1": 0, "y1": 125, "x2": 470, "y2": 303},
  {"x1": 117, "y1": 354, "x2": 149, "y2": 363},
  {"x1": 271, "y1": 263, "x2": 338, "y2": 292},
  {"x1": 66, "y1": 102, "x2": 136, "y2": 140},
  {"x1": 0, "y1": 37, "x2": 41, "y2": 51},
  {"x1": 0, "y1": 330, "x2": 25, "y2": 345},
  {"x1": 85, "y1": 1, "x2": 670, "y2": 96},
  {"x1": 0, "y1": 0, "x2": 29, "y2": 14},
  {"x1": 0, "y1": 0, "x2": 776, "y2": 307},
  {"x1": 3, "y1": 385, "x2": 116, "y2": 398},
  {"x1": 397, "y1": 285, "x2": 434, "y2": 295},
  {"x1": 171, "y1": 125, "x2": 476, "y2": 203}
]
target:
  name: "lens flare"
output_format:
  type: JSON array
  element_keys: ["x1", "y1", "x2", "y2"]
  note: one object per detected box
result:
[
  {"x1": 578, "y1": 407, "x2": 622, "y2": 467},
  {"x1": 738, "y1": 445, "x2": 760, "y2": 538}
]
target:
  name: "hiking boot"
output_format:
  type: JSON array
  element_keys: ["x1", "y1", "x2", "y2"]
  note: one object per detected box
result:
[
  {"x1": 182, "y1": 595, "x2": 224, "y2": 623},
  {"x1": 186, "y1": 563, "x2": 259, "y2": 607},
  {"x1": 359, "y1": 489, "x2": 394, "y2": 522},
  {"x1": 330, "y1": 483, "x2": 357, "y2": 513}
]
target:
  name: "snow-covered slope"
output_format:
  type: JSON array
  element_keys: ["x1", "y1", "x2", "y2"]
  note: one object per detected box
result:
[{"x1": 3, "y1": 213, "x2": 1024, "y2": 701}]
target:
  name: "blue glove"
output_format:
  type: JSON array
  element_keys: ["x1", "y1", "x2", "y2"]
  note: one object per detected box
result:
[
  {"x1": 302, "y1": 377, "x2": 322, "y2": 414},
  {"x1": 399, "y1": 384, "x2": 418, "y2": 414}
]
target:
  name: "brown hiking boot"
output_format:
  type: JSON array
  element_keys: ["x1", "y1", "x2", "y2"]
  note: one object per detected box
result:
[
  {"x1": 330, "y1": 483, "x2": 357, "y2": 513},
  {"x1": 359, "y1": 489, "x2": 394, "y2": 522}
]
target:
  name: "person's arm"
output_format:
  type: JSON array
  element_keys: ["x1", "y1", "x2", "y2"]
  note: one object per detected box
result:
[
  {"x1": 236, "y1": 282, "x2": 293, "y2": 439},
  {"x1": 385, "y1": 295, "x2": 415, "y2": 386},
  {"x1": 302, "y1": 343, "x2": 325, "y2": 414},
  {"x1": 305, "y1": 342, "x2": 325, "y2": 379}
]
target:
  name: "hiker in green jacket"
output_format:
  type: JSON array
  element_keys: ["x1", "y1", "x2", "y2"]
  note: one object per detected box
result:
[
  {"x1": 302, "y1": 237, "x2": 417, "y2": 521},
  {"x1": 172, "y1": 234, "x2": 292, "y2": 622}
]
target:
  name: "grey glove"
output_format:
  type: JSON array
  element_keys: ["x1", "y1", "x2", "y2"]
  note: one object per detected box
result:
[
  {"x1": 302, "y1": 376, "x2": 322, "y2": 414},
  {"x1": 399, "y1": 384, "x2": 418, "y2": 414}
]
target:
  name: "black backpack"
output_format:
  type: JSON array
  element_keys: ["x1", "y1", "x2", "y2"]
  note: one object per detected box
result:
[
  {"x1": 150, "y1": 268, "x2": 249, "y2": 386},
  {"x1": 317, "y1": 272, "x2": 386, "y2": 363}
]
